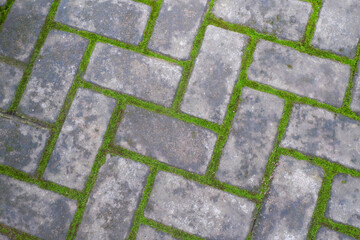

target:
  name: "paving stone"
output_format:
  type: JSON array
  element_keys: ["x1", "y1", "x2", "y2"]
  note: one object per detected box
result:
[
  {"x1": 55, "y1": 0, "x2": 151, "y2": 45},
  {"x1": 115, "y1": 105, "x2": 217, "y2": 174},
  {"x1": 0, "y1": 0, "x2": 6, "y2": 6},
  {"x1": 317, "y1": 227, "x2": 356, "y2": 240},
  {"x1": 326, "y1": 174, "x2": 360, "y2": 229},
  {"x1": 281, "y1": 104, "x2": 360, "y2": 171},
  {"x1": 213, "y1": 0, "x2": 312, "y2": 41},
  {"x1": 19, "y1": 30, "x2": 88, "y2": 123},
  {"x1": 44, "y1": 89, "x2": 116, "y2": 190},
  {"x1": 350, "y1": 64, "x2": 360, "y2": 113},
  {"x1": 148, "y1": 0, "x2": 208, "y2": 59},
  {"x1": 0, "y1": 175, "x2": 77, "y2": 239},
  {"x1": 77, "y1": 155, "x2": 149, "y2": 240},
  {"x1": 253, "y1": 155, "x2": 324, "y2": 240},
  {"x1": 84, "y1": 43, "x2": 183, "y2": 107},
  {"x1": 144, "y1": 171, "x2": 256, "y2": 239},
  {"x1": 0, "y1": 234, "x2": 8, "y2": 240},
  {"x1": 248, "y1": 40, "x2": 351, "y2": 107},
  {"x1": 181, "y1": 26, "x2": 248, "y2": 123},
  {"x1": 136, "y1": 225, "x2": 176, "y2": 240},
  {"x1": 0, "y1": 0, "x2": 52, "y2": 62},
  {"x1": 0, "y1": 115, "x2": 50, "y2": 174},
  {"x1": 0, "y1": 62, "x2": 23, "y2": 110},
  {"x1": 216, "y1": 88, "x2": 284, "y2": 191},
  {"x1": 312, "y1": 0, "x2": 360, "y2": 58}
]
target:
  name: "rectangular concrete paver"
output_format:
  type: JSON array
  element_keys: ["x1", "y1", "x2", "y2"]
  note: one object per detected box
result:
[
  {"x1": 253, "y1": 155, "x2": 324, "y2": 240},
  {"x1": 136, "y1": 225, "x2": 176, "y2": 240},
  {"x1": 181, "y1": 26, "x2": 248, "y2": 124},
  {"x1": 77, "y1": 155, "x2": 149, "y2": 240},
  {"x1": 248, "y1": 40, "x2": 351, "y2": 107},
  {"x1": 19, "y1": 30, "x2": 88, "y2": 123},
  {"x1": 281, "y1": 104, "x2": 360, "y2": 171},
  {"x1": 213, "y1": 0, "x2": 312, "y2": 41},
  {"x1": 317, "y1": 227, "x2": 356, "y2": 240},
  {"x1": 115, "y1": 105, "x2": 217, "y2": 174},
  {"x1": 0, "y1": 115, "x2": 50, "y2": 174},
  {"x1": 0, "y1": 234, "x2": 8, "y2": 240},
  {"x1": 350, "y1": 64, "x2": 360, "y2": 113},
  {"x1": 144, "y1": 171, "x2": 256, "y2": 240},
  {"x1": 0, "y1": 175, "x2": 77, "y2": 239},
  {"x1": 0, "y1": 62, "x2": 23, "y2": 110},
  {"x1": 216, "y1": 88, "x2": 284, "y2": 191},
  {"x1": 55, "y1": 0, "x2": 151, "y2": 45},
  {"x1": 84, "y1": 43, "x2": 183, "y2": 107},
  {"x1": 148, "y1": 0, "x2": 208, "y2": 60},
  {"x1": 44, "y1": 88, "x2": 116, "y2": 190},
  {"x1": 0, "y1": 0, "x2": 52, "y2": 62}
]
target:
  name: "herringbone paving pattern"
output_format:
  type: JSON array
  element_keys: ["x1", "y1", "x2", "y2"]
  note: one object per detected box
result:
[{"x1": 0, "y1": 0, "x2": 359, "y2": 239}]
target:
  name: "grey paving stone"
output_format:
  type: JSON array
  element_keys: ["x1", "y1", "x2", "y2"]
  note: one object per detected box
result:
[
  {"x1": 148, "y1": 0, "x2": 208, "y2": 59},
  {"x1": 312, "y1": 0, "x2": 360, "y2": 58},
  {"x1": 0, "y1": 234, "x2": 8, "y2": 240},
  {"x1": 55, "y1": 0, "x2": 151, "y2": 45},
  {"x1": 77, "y1": 155, "x2": 149, "y2": 240},
  {"x1": 0, "y1": 62, "x2": 23, "y2": 110},
  {"x1": 0, "y1": 115, "x2": 50, "y2": 174},
  {"x1": 0, "y1": 175, "x2": 77, "y2": 239},
  {"x1": 84, "y1": 43, "x2": 182, "y2": 107},
  {"x1": 216, "y1": 88, "x2": 284, "y2": 191},
  {"x1": 326, "y1": 174, "x2": 360, "y2": 229},
  {"x1": 136, "y1": 225, "x2": 176, "y2": 240},
  {"x1": 144, "y1": 171, "x2": 256, "y2": 239},
  {"x1": 248, "y1": 40, "x2": 351, "y2": 107},
  {"x1": 44, "y1": 89, "x2": 116, "y2": 190},
  {"x1": 181, "y1": 26, "x2": 248, "y2": 123},
  {"x1": 0, "y1": 0, "x2": 6, "y2": 6},
  {"x1": 213, "y1": 0, "x2": 312, "y2": 41},
  {"x1": 19, "y1": 30, "x2": 88, "y2": 123},
  {"x1": 317, "y1": 227, "x2": 356, "y2": 240},
  {"x1": 280, "y1": 104, "x2": 360, "y2": 171},
  {"x1": 115, "y1": 105, "x2": 217, "y2": 174},
  {"x1": 0, "y1": 0, "x2": 52, "y2": 62},
  {"x1": 253, "y1": 155, "x2": 324, "y2": 240},
  {"x1": 350, "y1": 64, "x2": 360, "y2": 113}
]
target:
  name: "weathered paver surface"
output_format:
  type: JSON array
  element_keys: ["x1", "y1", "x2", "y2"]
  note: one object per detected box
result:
[{"x1": 1, "y1": 0, "x2": 360, "y2": 239}]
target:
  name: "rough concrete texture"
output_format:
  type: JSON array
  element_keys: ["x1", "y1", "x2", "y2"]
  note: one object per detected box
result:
[
  {"x1": 350, "y1": 64, "x2": 360, "y2": 113},
  {"x1": 0, "y1": 115, "x2": 50, "y2": 174},
  {"x1": 317, "y1": 227, "x2": 356, "y2": 240},
  {"x1": 281, "y1": 104, "x2": 360, "y2": 171},
  {"x1": 19, "y1": 30, "x2": 88, "y2": 123},
  {"x1": 253, "y1": 155, "x2": 324, "y2": 240},
  {"x1": 84, "y1": 42, "x2": 183, "y2": 107},
  {"x1": 44, "y1": 88, "x2": 116, "y2": 190},
  {"x1": 144, "y1": 171, "x2": 256, "y2": 239},
  {"x1": 55, "y1": 0, "x2": 151, "y2": 45},
  {"x1": 115, "y1": 105, "x2": 217, "y2": 174},
  {"x1": 248, "y1": 40, "x2": 351, "y2": 107},
  {"x1": 0, "y1": 234, "x2": 8, "y2": 240},
  {"x1": 0, "y1": 62, "x2": 23, "y2": 110},
  {"x1": 136, "y1": 225, "x2": 177, "y2": 240},
  {"x1": 181, "y1": 25, "x2": 248, "y2": 124},
  {"x1": 0, "y1": 175, "x2": 77, "y2": 239},
  {"x1": 213, "y1": 0, "x2": 312, "y2": 41}
]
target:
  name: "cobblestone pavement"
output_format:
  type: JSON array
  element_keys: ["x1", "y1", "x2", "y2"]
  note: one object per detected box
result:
[{"x1": 0, "y1": 0, "x2": 359, "y2": 239}]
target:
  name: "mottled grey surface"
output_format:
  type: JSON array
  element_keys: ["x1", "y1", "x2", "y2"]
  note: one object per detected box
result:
[
  {"x1": 213, "y1": 0, "x2": 312, "y2": 41},
  {"x1": 248, "y1": 40, "x2": 351, "y2": 107},
  {"x1": 350, "y1": 64, "x2": 360, "y2": 113},
  {"x1": 216, "y1": 88, "x2": 284, "y2": 191},
  {"x1": 44, "y1": 89, "x2": 116, "y2": 190},
  {"x1": 0, "y1": 0, "x2": 52, "y2": 62},
  {"x1": 19, "y1": 30, "x2": 88, "y2": 123},
  {"x1": 77, "y1": 155, "x2": 149, "y2": 240},
  {"x1": 0, "y1": 234, "x2": 8, "y2": 240},
  {"x1": 148, "y1": 0, "x2": 208, "y2": 59},
  {"x1": 253, "y1": 155, "x2": 324, "y2": 240},
  {"x1": 312, "y1": 0, "x2": 360, "y2": 58},
  {"x1": 181, "y1": 26, "x2": 248, "y2": 123},
  {"x1": 0, "y1": 0, "x2": 6, "y2": 6},
  {"x1": 136, "y1": 225, "x2": 177, "y2": 240},
  {"x1": 0, "y1": 62, "x2": 23, "y2": 109},
  {"x1": 84, "y1": 43, "x2": 183, "y2": 107},
  {"x1": 0, "y1": 175, "x2": 77, "y2": 239},
  {"x1": 115, "y1": 105, "x2": 217, "y2": 174},
  {"x1": 0, "y1": 115, "x2": 50, "y2": 174},
  {"x1": 326, "y1": 174, "x2": 360, "y2": 229},
  {"x1": 144, "y1": 171, "x2": 256, "y2": 239},
  {"x1": 55, "y1": 0, "x2": 151, "y2": 45},
  {"x1": 281, "y1": 104, "x2": 360, "y2": 171},
  {"x1": 317, "y1": 227, "x2": 356, "y2": 240}
]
